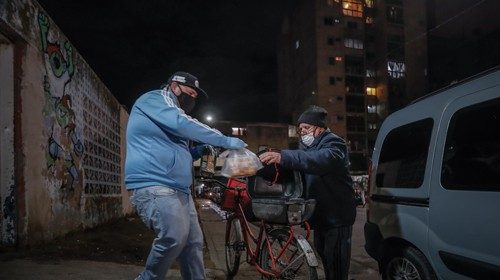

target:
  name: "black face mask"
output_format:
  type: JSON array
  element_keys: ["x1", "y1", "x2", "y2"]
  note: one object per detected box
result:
[{"x1": 177, "y1": 91, "x2": 196, "y2": 113}]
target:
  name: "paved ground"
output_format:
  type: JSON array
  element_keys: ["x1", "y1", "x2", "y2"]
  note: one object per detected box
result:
[
  {"x1": 199, "y1": 199, "x2": 380, "y2": 280},
  {"x1": 0, "y1": 198, "x2": 380, "y2": 279}
]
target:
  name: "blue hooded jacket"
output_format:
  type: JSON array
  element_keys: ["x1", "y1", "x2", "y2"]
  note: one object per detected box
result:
[{"x1": 125, "y1": 89, "x2": 243, "y2": 193}]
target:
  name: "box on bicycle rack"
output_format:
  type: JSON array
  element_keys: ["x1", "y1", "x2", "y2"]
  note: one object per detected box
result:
[
  {"x1": 247, "y1": 161, "x2": 316, "y2": 225},
  {"x1": 220, "y1": 178, "x2": 251, "y2": 212}
]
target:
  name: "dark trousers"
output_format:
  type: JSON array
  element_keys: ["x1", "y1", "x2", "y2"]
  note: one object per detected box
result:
[{"x1": 313, "y1": 225, "x2": 353, "y2": 280}]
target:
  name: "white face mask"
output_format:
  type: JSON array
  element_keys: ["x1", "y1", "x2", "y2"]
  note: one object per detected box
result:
[{"x1": 301, "y1": 133, "x2": 315, "y2": 146}]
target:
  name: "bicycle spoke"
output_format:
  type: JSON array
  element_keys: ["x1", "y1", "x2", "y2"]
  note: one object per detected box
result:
[{"x1": 261, "y1": 228, "x2": 318, "y2": 279}]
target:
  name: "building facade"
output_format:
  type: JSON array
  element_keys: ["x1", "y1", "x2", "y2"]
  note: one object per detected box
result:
[
  {"x1": 278, "y1": 0, "x2": 428, "y2": 172},
  {"x1": 0, "y1": 0, "x2": 131, "y2": 246},
  {"x1": 213, "y1": 121, "x2": 299, "y2": 153}
]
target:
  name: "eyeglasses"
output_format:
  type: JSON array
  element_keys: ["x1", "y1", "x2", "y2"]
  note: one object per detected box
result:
[{"x1": 297, "y1": 125, "x2": 315, "y2": 135}]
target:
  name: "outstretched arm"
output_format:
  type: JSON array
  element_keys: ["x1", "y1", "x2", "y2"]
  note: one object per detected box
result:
[{"x1": 136, "y1": 91, "x2": 246, "y2": 150}]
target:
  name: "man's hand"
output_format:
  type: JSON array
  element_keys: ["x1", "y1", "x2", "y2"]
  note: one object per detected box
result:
[{"x1": 259, "y1": 152, "x2": 281, "y2": 165}]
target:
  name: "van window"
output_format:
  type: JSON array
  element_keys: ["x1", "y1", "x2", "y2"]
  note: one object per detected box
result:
[
  {"x1": 441, "y1": 97, "x2": 500, "y2": 191},
  {"x1": 376, "y1": 118, "x2": 433, "y2": 188}
]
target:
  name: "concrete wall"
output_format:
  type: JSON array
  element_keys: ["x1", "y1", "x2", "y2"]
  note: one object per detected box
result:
[
  {"x1": 0, "y1": 0, "x2": 131, "y2": 246},
  {"x1": 0, "y1": 32, "x2": 16, "y2": 245}
]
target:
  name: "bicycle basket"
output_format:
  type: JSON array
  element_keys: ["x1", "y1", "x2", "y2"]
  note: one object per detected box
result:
[
  {"x1": 251, "y1": 197, "x2": 316, "y2": 225},
  {"x1": 247, "y1": 154, "x2": 315, "y2": 224},
  {"x1": 247, "y1": 162, "x2": 304, "y2": 199}
]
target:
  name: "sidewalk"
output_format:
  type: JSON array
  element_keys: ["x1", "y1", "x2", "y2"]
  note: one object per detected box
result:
[
  {"x1": 0, "y1": 204, "x2": 225, "y2": 280},
  {"x1": 198, "y1": 199, "x2": 263, "y2": 279},
  {"x1": 0, "y1": 199, "x2": 380, "y2": 279},
  {"x1": 0, "y1": 259, "x2": 225, "y2": 280}
]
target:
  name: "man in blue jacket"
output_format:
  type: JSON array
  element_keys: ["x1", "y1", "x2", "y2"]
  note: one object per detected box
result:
[
  {"x1": 125, "y1": 71, "x2": 246, "y2": 280},
  {"x1": 259, "y1": 106, "x2": 356, "y2": 280}
]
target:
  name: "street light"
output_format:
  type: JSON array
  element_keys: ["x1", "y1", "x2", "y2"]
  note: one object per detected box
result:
[{"x1": 206, "y1": 115, "x2": 213, "y2": 122}]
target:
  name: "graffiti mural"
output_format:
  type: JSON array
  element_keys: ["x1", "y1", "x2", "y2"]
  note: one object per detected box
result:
[
  {"x1": 38, "y1": 12, "x2": 122, "y2": 200},
  {"x1": 38, "y1": 13, "x2": 83, "y2": 190}
]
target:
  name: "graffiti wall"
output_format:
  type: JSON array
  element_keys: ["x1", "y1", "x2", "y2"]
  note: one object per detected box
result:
[{"x1": 0, "y1": 0, "x2": 130, "y2": 245}]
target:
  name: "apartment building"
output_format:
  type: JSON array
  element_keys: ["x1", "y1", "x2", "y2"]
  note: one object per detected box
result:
[{"x1": 278, "y1": 0, "x2": 427, "y2": 172}]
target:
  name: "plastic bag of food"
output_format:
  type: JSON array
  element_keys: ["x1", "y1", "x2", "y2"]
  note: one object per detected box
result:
[{"x1": 220, "y1": 148, "x2": 263, "y2": 178}]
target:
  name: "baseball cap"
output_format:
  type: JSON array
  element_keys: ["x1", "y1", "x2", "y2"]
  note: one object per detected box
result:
[{"x1": 167, "y1": 71, "x2": 208, "y2": 98}]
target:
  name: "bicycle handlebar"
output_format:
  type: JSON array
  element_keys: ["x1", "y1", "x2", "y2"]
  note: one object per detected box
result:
[
  {"x1": 199, "y1": 178, "x2": 227, "y2": 188},
  {"x1": 199, "y1": 178, "x2": 248, "y2": 193}
]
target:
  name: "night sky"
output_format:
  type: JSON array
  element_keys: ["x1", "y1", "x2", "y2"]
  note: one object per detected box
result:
[{"x1": 37, "y1": 0, "x2": 294, "y2": 122}]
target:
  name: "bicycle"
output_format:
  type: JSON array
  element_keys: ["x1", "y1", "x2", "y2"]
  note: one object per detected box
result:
[{"x1": 203, "y1": 172, "x2": 319, "y2": 280}]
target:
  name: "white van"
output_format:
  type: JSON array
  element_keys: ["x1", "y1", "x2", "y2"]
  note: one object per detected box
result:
[{"x1": 364, "y1": 67, "x2": 500, "y2": 280}]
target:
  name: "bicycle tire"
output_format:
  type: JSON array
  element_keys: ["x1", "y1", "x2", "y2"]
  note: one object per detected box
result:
[
  {"x1": 225, "y1": 215, "x2": 243, "y2": 278},
  {"x1": 260, "y1": 227, "x2": 318, "y2": 280}
]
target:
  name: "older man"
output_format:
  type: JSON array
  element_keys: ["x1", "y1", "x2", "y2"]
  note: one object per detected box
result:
[{"x1": 259, "y1": 105, "x2": 356, "y2": 280}]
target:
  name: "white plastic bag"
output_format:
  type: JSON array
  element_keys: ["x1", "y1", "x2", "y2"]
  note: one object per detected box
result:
[{"x1": 220, "y1": 148, "x2": 263, "y2": 178}]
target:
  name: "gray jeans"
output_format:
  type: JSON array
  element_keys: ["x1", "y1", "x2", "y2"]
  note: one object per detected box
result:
[{"x1": 131, "y1": 186, "x2": 205, "y2": 280}]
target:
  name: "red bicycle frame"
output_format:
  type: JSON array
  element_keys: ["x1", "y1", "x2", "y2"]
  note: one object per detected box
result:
[{"x1": 228, "y1": 185, "x2": 311, "y2": 278}]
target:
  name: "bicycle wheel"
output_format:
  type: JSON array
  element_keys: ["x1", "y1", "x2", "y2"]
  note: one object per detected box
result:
[
  {"x1": 225, "y1": 215, "x2": 243, "y2": 278},
  {"x1": 260, "y1": 227, "x2": 318, "y2": 280}
]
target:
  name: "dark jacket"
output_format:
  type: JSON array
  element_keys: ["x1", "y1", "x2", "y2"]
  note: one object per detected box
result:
[{"x1": 280, "y1": 130, "x2": 356, "y2": 229}]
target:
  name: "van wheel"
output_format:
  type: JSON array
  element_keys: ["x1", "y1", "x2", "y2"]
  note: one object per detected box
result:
[{"x1": 382, "y1": 246, "x2": 437, "y2": 280}]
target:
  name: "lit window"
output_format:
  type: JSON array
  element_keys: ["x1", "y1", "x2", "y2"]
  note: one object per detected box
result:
[
  {"x1": 231, "y1": 127, "x2": 247, "y2": 136},
  {"x1": 365, "y1": 0, "x2": 374, "y2": 8},
  {"x1": 368, "y1": 123, "x2": 377, "y2": 130},
  {"x1": 288, "y1": 125, "x2": 298, "y2": 137},
  {"x1": 367, "y1": 105, "x2": 377, "y2": 113},
  {"x1": 366, "y1": 69, "x2": 376, "y2": 78},
  {"x1": 387, "y1": 61, "x2": 406, "y2": 78},
  {"x1": 342, "y1": 0, "x2": 363, "y2": 17},
  {"x1": 344, "y1": 38, "x2": 364, "y2": 49},
  {"x1": 295, "y1": 40, "x2": 300, "y2": 49},
  {"x1": 366, "y1": 17, "x2": 374, "y2": 24},
  {"x1": 335, "y1": 56, "x2": 343, "y2": 61},
  {"x1": 366, "y1": 87, "x2": 377, "y2": 96}
]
